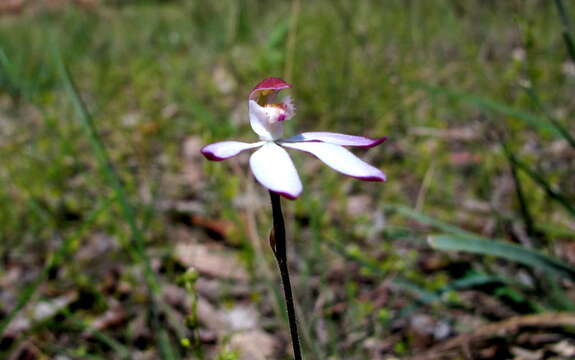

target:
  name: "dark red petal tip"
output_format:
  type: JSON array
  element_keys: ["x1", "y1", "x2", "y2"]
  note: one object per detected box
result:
[
  {"x1": 357, "y1": 136, "x2": 389, "y2": 148},
  {"x1": 249, "y1": 77, "x2": 292, "y2": 99},
  {"x1": 273, "y1": 190, "x2": 299, "y2": 200},
  {"x1": 353, "y1": 175, "x2": 387, "y2": 182}
]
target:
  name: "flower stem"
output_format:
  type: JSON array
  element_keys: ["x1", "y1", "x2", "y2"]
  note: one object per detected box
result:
[{"x1": 269, "y1": 191, "x2": 303, "y2": 360}]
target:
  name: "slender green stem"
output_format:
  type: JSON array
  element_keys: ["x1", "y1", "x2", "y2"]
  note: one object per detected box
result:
[{"x1": 269, "y1": 191, "x2": 303, "y2": 360}]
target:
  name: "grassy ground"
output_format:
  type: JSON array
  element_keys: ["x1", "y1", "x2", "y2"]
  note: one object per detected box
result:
[{"x1": 1, "y1": 0, "x2": 575, "y2": 359}]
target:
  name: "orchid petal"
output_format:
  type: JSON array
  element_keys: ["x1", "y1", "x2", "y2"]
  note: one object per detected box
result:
[
  {"x1": 282, "y1": 132, "x2": 387, "y2": 148},
  {"x1": 201, "y1": 141, "x2": 264, "y2": 161},
  {"x1": 282, "y1": 142, "x2": 386, "y2": 182},
  {"x1": 249, "y1": 100, "x2": 283, "y2": 141},
  {"x1": 249, "y1": 142, "x2": 302, "y2": 199},
  {"x1": 249, "y1": 77, "x2": 292, "y2": 101}
]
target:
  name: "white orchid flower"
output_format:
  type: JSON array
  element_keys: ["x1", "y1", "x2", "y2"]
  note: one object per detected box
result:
[{"x1": 201, "y1": 77, "x2": 387, "y2": 199}]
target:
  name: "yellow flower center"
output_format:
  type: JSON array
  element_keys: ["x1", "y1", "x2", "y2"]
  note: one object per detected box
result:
[{"x1": 256, "y1": 90, "x2": 274, "y2": 106}]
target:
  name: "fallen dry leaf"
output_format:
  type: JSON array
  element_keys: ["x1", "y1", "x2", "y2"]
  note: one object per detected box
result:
[
  {"x1": 550, "y1": 340, "x2": 575, "y2": 357},
  {"x1": 407, "y1": 314, "x2": 451, "y2": 350},
  {"x1": 85, "y1": 302, "x2": 127, "y2": 334},
  {"x1": 4, "y1": 292, "x2": 78, "y2": 336},
  {"x1": 448, "y1": 152, "x2": 481, "y2": 166},
  {"x1": 409, "y1": 313, "x2": 575, "y2": 360},
  {"x1": 222, "y1": 305, "x2": 259, "y2": 332},
  {"x1": 190, "y1": 214, "x2": 234, "y2": 240},
  {"x1": 229, "y1": 329, "x2": 277, "y2": 360},
  {"x1": 195, "y1": 278, "x2": 250, "y2": 301},
  {"x1": 510, "y1": 346, "x2": 544, "y2": 360},
  {"x1": 174, "y1": 242, "x2": 248, "y2": 281}
]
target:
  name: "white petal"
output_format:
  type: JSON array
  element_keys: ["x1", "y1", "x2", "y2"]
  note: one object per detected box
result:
[
  {"x1": 282, "y1": 132, "x2": 387, "y2": 148},
  {"x1": 249, "y1": 143, "x2": 303, "y2": 199},
  {"x1": 201, "y1": 141, "x2": 263, "y2": 161},
  {"x1": 281, "y1": 142, "x2": 386, "y2": 181},
  {"x1": 249, "y1": 100, "x2": 283, "y2": 141}
]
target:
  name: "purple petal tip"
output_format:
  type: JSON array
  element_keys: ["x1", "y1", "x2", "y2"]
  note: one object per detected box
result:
[{"x1": 200, "y1": 146, "x2": 226, "y2": 161}]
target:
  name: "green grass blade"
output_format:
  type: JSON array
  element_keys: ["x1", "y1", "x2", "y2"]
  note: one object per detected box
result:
[
  {"x1": 429, "y1": 235, "x2": 575, "y2": 281},
  {"x1": 554, "y1": 0, "x2": 575, "y2": 63},
  {"x1": 500, "y1": 139, "x2": 539, "y2": 241},
  {"x1": 386, "y1": 204, "x2": 481, "y2": 240},
  {"x1": 396, "y1": 273, "x2": 515, "y2": 318},
  {"x1": 507, "y1": 152, "x2": 575, "y2": 218},
  {"x1": 410, "y1": 82, "x2": 562, "y2": 137},
  {"x1": 0, "y1": 49, "x2": 21, "y2": 100},
  {"x1": 158, "y1": 329, "x2": 180, "y2": 360},
  {"x1": 55, "y1": 53, "x2": 176, "y2": 358},
  {"x1": 524, "y1": 85, "x2": 575, "y2": 150},
  {"x1": 391, "y1": 277, "x2": 439, "y2": 304},
  {"x1": 440, "y1": 273, "x2": 507, "y2": 293},
  {"x1": 57, "y1": 57, "x2": 159, "y2": 293}
]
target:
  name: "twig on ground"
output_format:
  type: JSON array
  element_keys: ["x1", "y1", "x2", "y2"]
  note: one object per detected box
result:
[{"x1": 409, "y1": 313, "x2": 575, "y2": 360}]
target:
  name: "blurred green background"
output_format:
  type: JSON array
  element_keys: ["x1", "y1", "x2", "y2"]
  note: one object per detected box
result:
[{"x1": 1, "y1": 0, "x2": 574, "y2": 359}]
